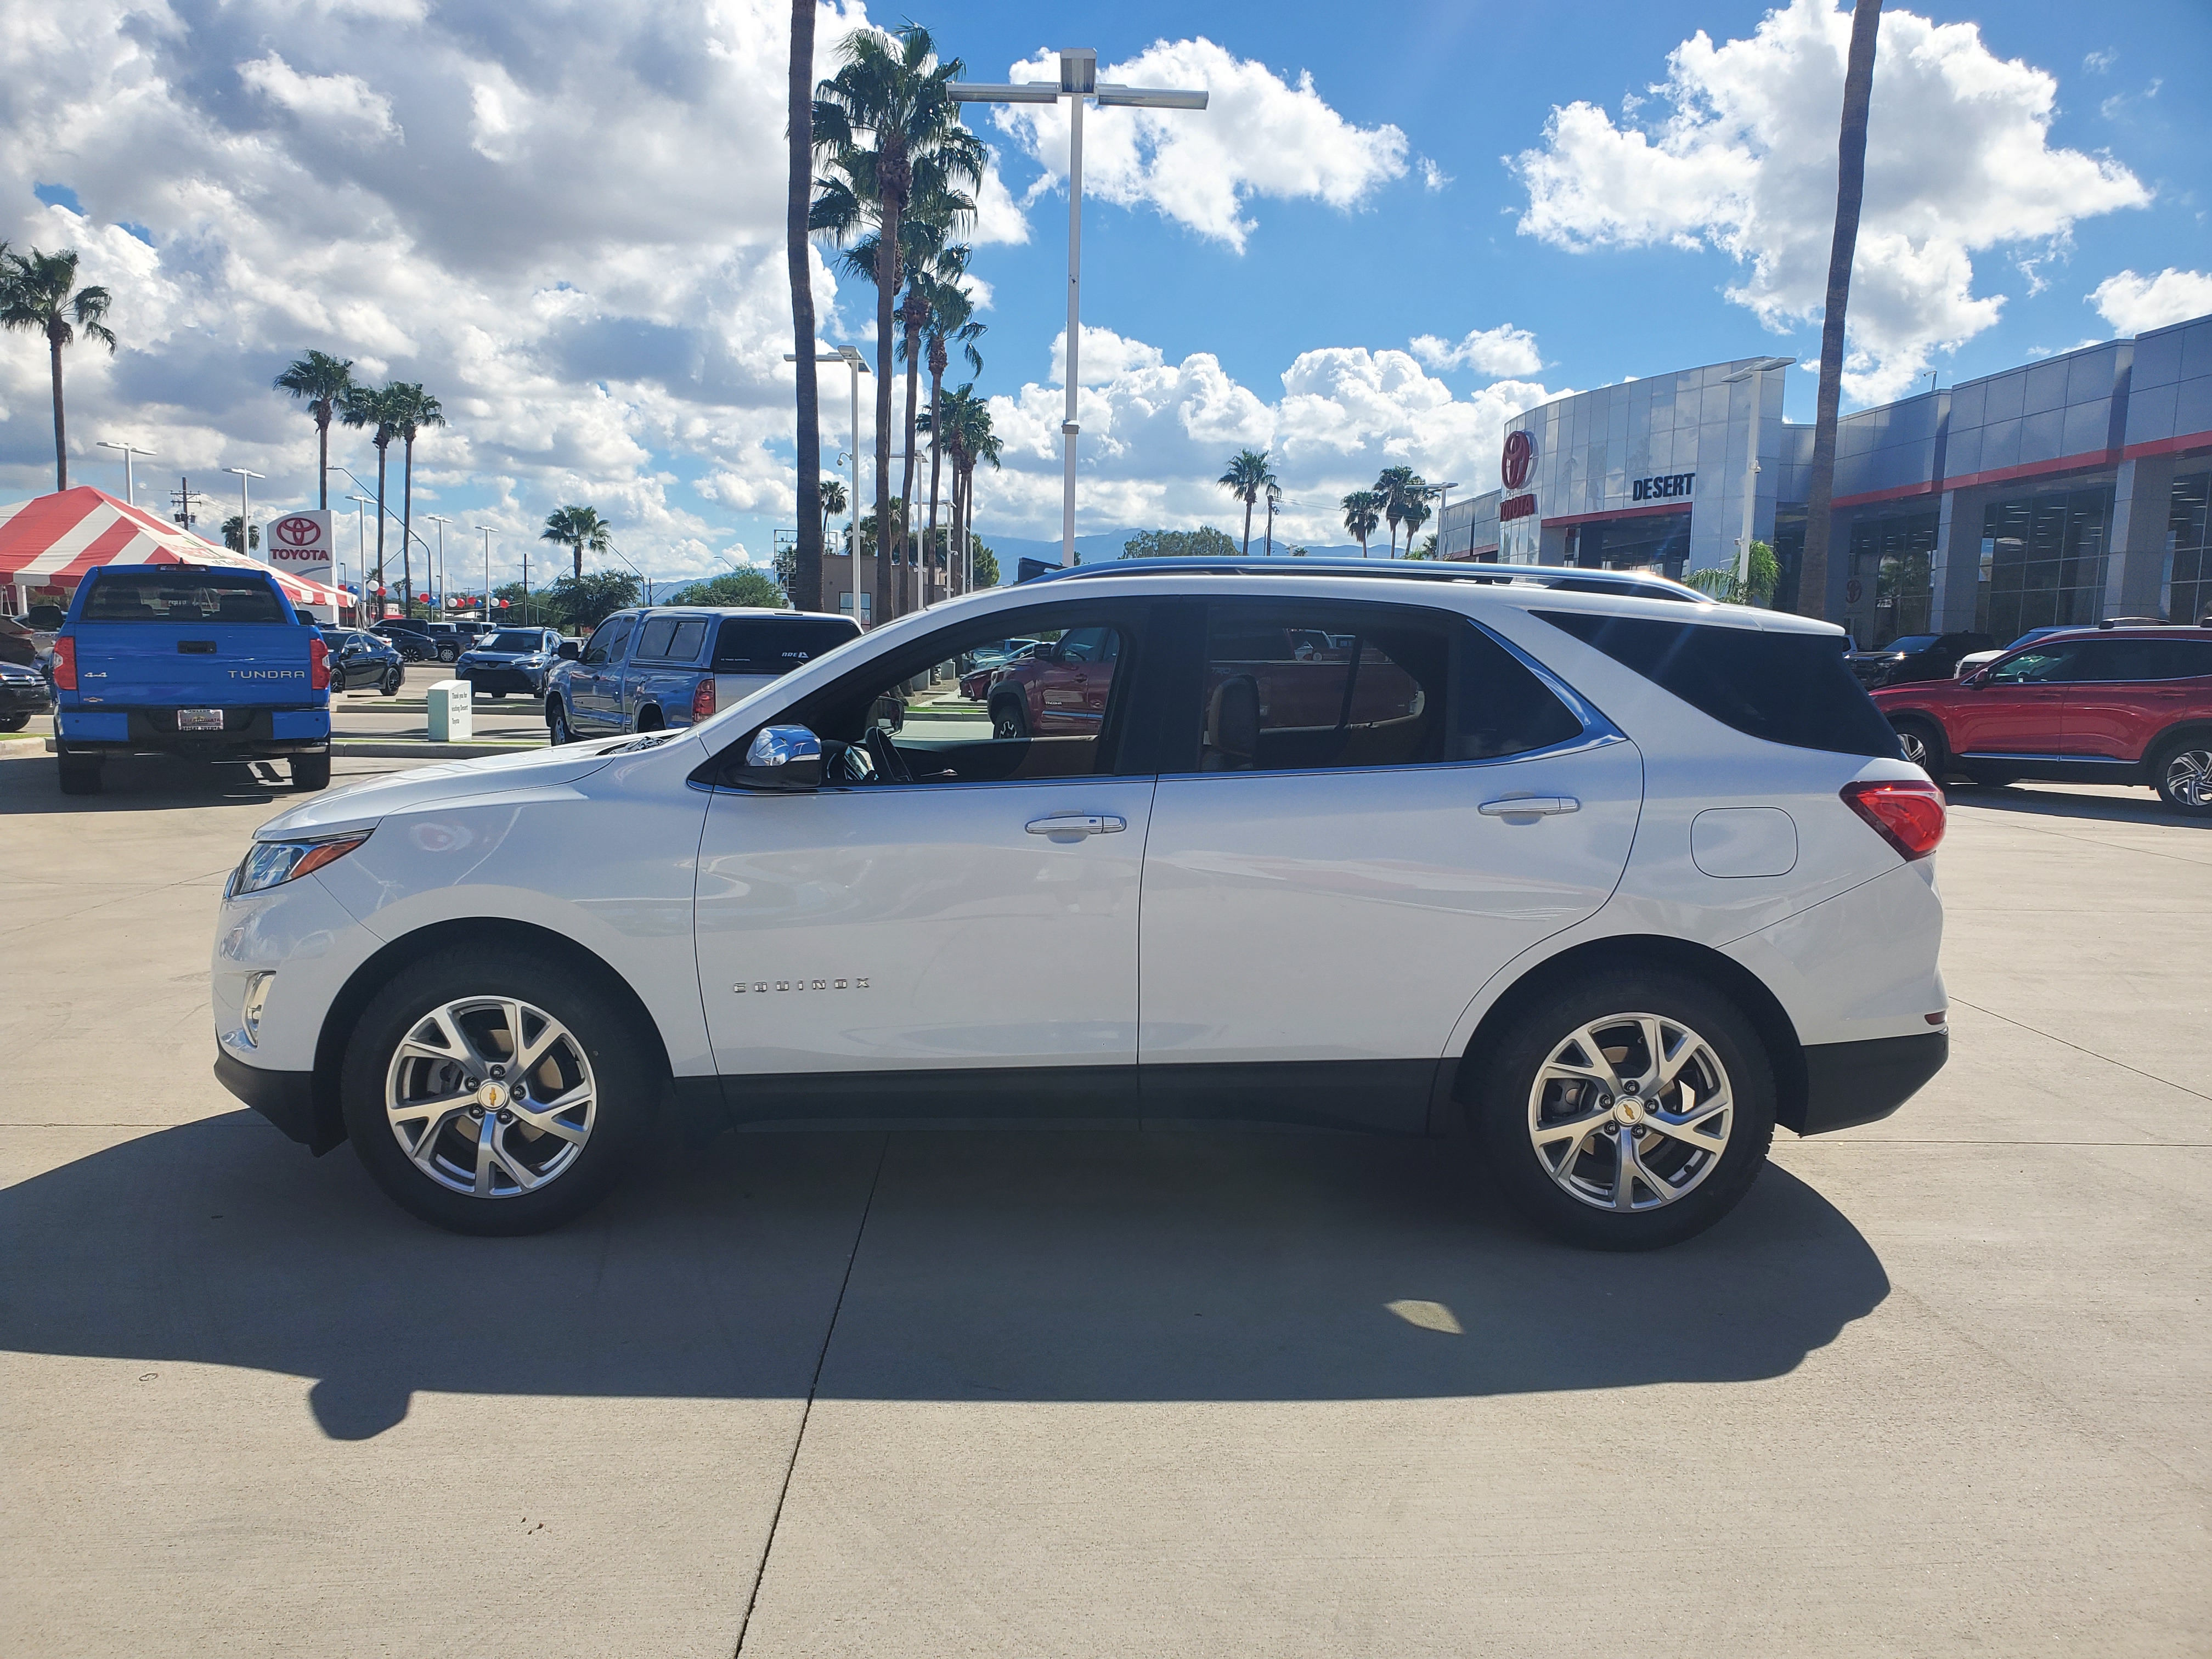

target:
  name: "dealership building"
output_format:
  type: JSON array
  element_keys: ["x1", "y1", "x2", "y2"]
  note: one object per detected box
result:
[{"x1": 1435, "y1": 311, "x2": 2212, "y2": 647}]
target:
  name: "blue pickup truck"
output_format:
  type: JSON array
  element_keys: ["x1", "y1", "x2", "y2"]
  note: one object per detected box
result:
[
  {"x1": 543, "y1": 606, "x2": 860, "y2": 743},
  {"x1": 50, "y1": 564, "x2": 332, "y2": 795}
]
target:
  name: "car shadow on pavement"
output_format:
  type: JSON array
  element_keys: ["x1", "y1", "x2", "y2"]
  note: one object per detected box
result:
[
  {"x1": 0, "y1": 751, "x2": 332, "y2": 814},
  {"x1": 0, "y1": 1114, "x2": 1889, "y2": 1440},
  {"x1": 1943, "y1": 781, "x2": 2206, "y2": 828}
]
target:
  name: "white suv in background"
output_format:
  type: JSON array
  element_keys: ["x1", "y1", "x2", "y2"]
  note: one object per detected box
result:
[{"x1": 210, "y1": 562, "x2": 1948, "y2": 1250}]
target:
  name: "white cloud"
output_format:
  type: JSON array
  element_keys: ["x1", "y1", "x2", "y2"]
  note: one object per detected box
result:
[
  {"x1": 972, "y1": 329, "x2": 1565, "y2": 546},
  {"x1": 1049, "y1": 325, "x2": 1164, "y2": 387},
  {"x1": 238, "y1": 53, "x2": 399, "y2": 143},
  {"x1": 1513, "y1": 0, "x2": 2149, "y2": 403},
  {"x1": 1419, "y1": 158, "x2": 1452, "y2": 192},
  {"x1": 991, "y1": 38, "x2": 1407, "y2": 252},
  {"x1": 2083, "y1": 48, "x2": 2118, "y2": 74},
  {"x1": 2089, "y1": 268, "x2": 2212, "y2": 335},
  {"x1": 1408, "y1": 324, "x2": 1543, "y2": 378}
]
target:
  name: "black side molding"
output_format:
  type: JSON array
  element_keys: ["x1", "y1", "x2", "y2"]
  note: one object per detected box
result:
[
  {"x1": 214, "y1": 1049, "x2": 345, "y2": 1155},
  {"x1": 1786, "y1": 1030, "x2": 1948, "y2": 1136}
]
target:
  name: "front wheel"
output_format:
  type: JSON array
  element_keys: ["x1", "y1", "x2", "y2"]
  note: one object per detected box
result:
[
  {"x1": 2153, "y1": 737, "x2": 2212, "y2": 817},
  {"x1": 340, "y1": 948, "x2": 660, "y2": 1235},
  {"x1": 990, "y1": 697, "x2": 1030, "y2": 741},
  {"x1": 328, "y1": 665, "x2": 348, "y2": 695},
  {"x1": 0, "y1": 713, "x2": 29, "y2": 732},
  {"x1": 1472, "y1": 969, "x2": 1776, "y2": 1250}
]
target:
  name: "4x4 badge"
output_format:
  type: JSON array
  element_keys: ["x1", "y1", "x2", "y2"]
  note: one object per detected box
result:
[{"x1": 735, "y1": 978, "x2": 867, "y2": 992}]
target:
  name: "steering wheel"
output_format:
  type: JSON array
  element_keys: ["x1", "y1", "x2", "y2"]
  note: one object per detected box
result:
[{"x1": 862, "y1": 726, "x2": 912, "y2": 786}]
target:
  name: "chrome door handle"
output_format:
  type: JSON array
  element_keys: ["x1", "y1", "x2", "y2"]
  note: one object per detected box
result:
[
  {"x1": 1479, "y1": 795, "x2": 1580, "y2": 816},
  {"x1": 1025, "y1": 814, "x2": 1126, "y2": 837}
]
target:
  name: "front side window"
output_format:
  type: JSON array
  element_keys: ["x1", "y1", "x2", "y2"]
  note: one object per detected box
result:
[
  {"x1": 584, "y1": 614, "x2": 634, "y2": 665},
  {"x1": 1988, "y1": 643, "x2": 2083, "y2": 684}
]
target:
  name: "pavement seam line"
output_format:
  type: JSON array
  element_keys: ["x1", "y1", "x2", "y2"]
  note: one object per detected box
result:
[
  {"x1": 1950, "y1": 996, "x2": 2212, "y2": 1105},
  {"x1": 731, "y1": 1131, "x2": 890, "y2": 1658}
]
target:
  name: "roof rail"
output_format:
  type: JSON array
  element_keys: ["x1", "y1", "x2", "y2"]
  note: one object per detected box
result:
[{"x1": 1024, "y1": 557, "x2": 1706, "y2": 603}]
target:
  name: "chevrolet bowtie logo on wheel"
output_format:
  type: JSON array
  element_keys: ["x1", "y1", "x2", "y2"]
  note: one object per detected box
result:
[{"x1": 734, "y1": 978, "x2": 869, "y2": 992}]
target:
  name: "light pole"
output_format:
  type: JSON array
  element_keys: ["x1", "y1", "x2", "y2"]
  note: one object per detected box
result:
[
  {"x1": 347, "y1": 495, "x2": 373, "y2": 610},
  {"x1": 475, "y1": 526, "x2": 495, "y2": 623},
  {"x1": 787, "y1": 345, "x2": 868, "y2": 616},
  {"x1": 97, "y1": 441, "x2": 154, "y2": 507},
  {"x1": 424, "y1": 515, "x2": 452, "y2": 613},
  {"x1": 224, "y1": 467, "x2": 266, "y2": 557},
  {"x1": 1722, "y1": 357, "x2": 1793, "y2": 586},
  {"x1": 952, "y1": 49, "x2": 1206, "y2": 566}
]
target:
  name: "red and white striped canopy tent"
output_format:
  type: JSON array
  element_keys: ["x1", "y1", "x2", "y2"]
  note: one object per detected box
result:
[{"x1": 0, "y1": 486, "x2": 345, "y2": 611}]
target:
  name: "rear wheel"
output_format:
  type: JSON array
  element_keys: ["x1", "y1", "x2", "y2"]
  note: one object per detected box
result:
[
  {"x1": 546, "y1": 698, "x2": 573, "y2": 746},
  {"x1": 1472, "y1": 968, "x2": 1776, "y2": 1251},
  {"x1": 381, "y1": 666, "x2": 403, "y2": 697},
  {"x1": 438, "y1": 645, "x2": 458, "y2": 664},
  {"x1": 2153, "y1": 737, "x2": 2212, "y2": 817},
  {"x1": 340, "y1": 947, "x2": 660, "y2": 1235},
  {"x1": 56, "y1": 749, "x2": 102, "y2": 795},
  {"x1": 1889, "y1": 715, "x2": 1947, "y2": 778},
  {"x1": 291, "y1": 753, "x2": 331, "y2": 791},
  {"x1": 634, "y1": 707, "x2": 663, "y2": 734}
]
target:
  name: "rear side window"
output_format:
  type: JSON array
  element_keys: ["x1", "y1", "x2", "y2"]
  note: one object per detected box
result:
[
  {"x1": 1534, "y1": 610, "x2": 1900, "y2": 758},
  {"x1": 2072, "y1": 639, "x2": 2212, "y2": 681},
  {"x1": 634, "y1": 617, "x2": 679, "y2": 659},
  {"x1": 713, "y1": 618, "x2": 861, "y2": 674},
  {"x1": 81, "y1": 571, "x2": 286, "y2": 623}
]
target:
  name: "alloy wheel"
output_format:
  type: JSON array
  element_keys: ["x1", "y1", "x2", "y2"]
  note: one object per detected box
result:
[
  {"x1": 1895, "y1": 726, "x2": 1932, "y2": 768},
  {"x1": 383, "y1": 996, "x2": 597, "y2": 1198},
  {"x1": 1526, "y1": 1012, "x2": 1734, "y2": 1212},
  {"x1": 2164, "y1": 747, "x2": 2212, "y2": 808}
]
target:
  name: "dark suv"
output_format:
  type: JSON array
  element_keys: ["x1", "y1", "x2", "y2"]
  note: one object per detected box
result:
[{"x1": 1846, "y1": 630, "x2": 1995, "y2": 687}]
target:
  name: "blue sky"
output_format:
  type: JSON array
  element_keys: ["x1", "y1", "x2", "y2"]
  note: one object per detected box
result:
[{"x1": 3, "y1": 0, "x2": 2207, "y2": 589}]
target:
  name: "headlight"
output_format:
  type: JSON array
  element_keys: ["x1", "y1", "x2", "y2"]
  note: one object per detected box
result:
[{"x1": 229, "y1": 832, "x2": 370, "y2": 898}]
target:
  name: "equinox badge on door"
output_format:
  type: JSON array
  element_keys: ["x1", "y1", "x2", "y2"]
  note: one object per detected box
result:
[{"x1": 735, "y1": 977, "x2": 868, "y2": 992}]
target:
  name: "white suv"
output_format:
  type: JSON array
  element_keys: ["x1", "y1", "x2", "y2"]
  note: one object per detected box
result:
[{"x1": 210, "y1": 562, "x2": 1949, "y2": 1249}]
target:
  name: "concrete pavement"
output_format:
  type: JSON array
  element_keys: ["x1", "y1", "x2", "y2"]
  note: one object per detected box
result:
[{"x1": 0, "y1": 750, "x2": 2205, "y2": 1655}]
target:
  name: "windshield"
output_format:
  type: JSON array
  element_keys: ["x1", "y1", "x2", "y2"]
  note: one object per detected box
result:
[
  {"x1": 1885, "y1": 635, "x2": 1940, "y2": 653},
  {"x1": 81, "y1": 570, "x2": 287, "y2": 623},
  {"x1": 483, "y1": 631, "x2": 544, "y2": 652}
]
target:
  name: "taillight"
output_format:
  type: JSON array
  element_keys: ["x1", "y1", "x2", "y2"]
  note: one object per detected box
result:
[
  {"x1": 308, "y1": 635, "x2": 329, "y2": 692},
  {"x1": 1841, "y1": 779, "x2": 1945, "y2": 861},
  {"x1": 50, "y1": 635, "x2": 76, "y2": 691},
  {"x1": 691, "y1": 676, "x2": 715, "y2": 723}
]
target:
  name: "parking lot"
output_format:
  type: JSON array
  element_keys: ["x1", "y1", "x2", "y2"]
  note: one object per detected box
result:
[{"x1": 1, "y1": 746, "x2": 2206, "y2": 1657}]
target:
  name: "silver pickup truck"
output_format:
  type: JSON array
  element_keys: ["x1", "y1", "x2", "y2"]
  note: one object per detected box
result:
[{"x1": 543, "y1": 606, "x2": 861, "y2": 743}]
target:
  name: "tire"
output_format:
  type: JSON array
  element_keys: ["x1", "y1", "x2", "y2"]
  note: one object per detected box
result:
[
  {"x1": 1889, "y1": 715, "x2": 1947, "y2": 778},
  {"x1": 340, "y1": 947, "x2": 661, "y2": 1236},
  {"x1": 438, "y1": 645, "x2": 458, "y2": 664},
  {"x1": 546, "y1": 698, "x2": 572, "y2": 746},
  {"x1": 382, "y1": 667, "x2": 403, "y2": 697},
  {"x1": 0, "y1": 713, "x2": 28, "y2": 732},
  {"x1": 328, "y1": 665, "x2": 348, "y2": 695},
  {"x1": 56, "y1": 751, "x2": 102, "y2": 795},
  {"x1": 634, "y1": 707, "x2": 663, "y2": 734},
  {"x1": 489, "y1": 691, "x2": 507, "y2": 701},
  {"x1": 990, "y1": 696, "x2": 1030, "y2": 741},
  {"x1": 2152, "y1": 735, "x2": 2212, "y2": 817},
  {"x1": 1471, "y1": 968, "x2": 1778, "y2": 1251},
  {"x1": 291, "y1": 753, "x2": 331, "y2": 791}
]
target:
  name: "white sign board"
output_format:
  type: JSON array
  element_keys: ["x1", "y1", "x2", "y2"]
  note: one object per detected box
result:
[{"x1": 267, "y1": 511, "x2": 333, "y2": 585}]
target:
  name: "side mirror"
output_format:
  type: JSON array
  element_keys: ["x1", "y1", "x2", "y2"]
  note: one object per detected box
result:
[
  {"x1": 1962, "y1": 669, "x2": 1990, "y2": 689},
  {"x1": 557, "y1": 640, "x2": 580, "y2": 660},
  {"x1": 734, "y1": 724, "x2": 823, "y2": 791}
]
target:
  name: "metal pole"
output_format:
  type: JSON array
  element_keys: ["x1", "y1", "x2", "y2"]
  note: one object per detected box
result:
[
  {"x1": 1062, "y1": 92, "x2": 1083, "y2": 568},
  {"x1": 849, "y1": 358, "x2": 862, "y2": 616}
]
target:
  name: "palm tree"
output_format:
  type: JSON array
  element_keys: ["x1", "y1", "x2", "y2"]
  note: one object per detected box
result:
[
  {"x1": 339, "y1": 382, "x2": 407, "y2": 609},
  {"x1": 939, "y1": 383, "x2": 998, "y2": 596},
  {"x1": 786, "y1": 0, "x2": 823, "y2": 613},
  {"x1": 1799, "y1": 0, "x2": 1884, "y2": 619},
  {"x1": 388, "y1": 385, "x2": 444, "y2": 618},
  {"x1": 0, "y1": 247, "x2": 117, "y2": 492},
  {"x1": 812, "y1": 22, "x2": 986, "y2": 631},
  {"x1": 1399, "y1": 490, "x2": 1432, "y2": 558},
  {"x1": 921, "y1": 255, "x2": 983, "y2": 603},
  {"x1": 273, "y1": 351, "x2": 356, "y2": 509},
  {"x1": 540, "y1": 505, "x2": 612, "y2": 583},
  {"x1": 1341, "y1": 490, "x2": 1382, "y2": 558},
  {"x1": 1374, "y1": 465, "x2": 1423, "y2": 557},
  {"x1": 819, "y1": 475, "x2": 848, "y2": 552},
  {"x1": 1218, "y1": 449, "x2": 1278, "y2": 555},
  {"x1": 221, "y1": 515, "x2": 259, "y2": 554}
]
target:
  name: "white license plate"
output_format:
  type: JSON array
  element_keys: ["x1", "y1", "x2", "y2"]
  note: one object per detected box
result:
[{"x1": 177, "y1": 708, "x2": 224, "y2": 731}]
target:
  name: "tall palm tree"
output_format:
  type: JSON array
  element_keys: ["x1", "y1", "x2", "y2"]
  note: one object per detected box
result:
[
  {"x1": 939, "y1": 383, "x2": 998, "y2": 595},
  {"x1": 812, "y1": 22, "x2": 986, "y2": 631},
  {"x1": 1341, "y1": 490, "x2": 1382, "y2": 558},
  {"x1": 1799, "y1": 0, "x2": 1884, "y2": 620},
  {"x1": 819, "y1": 475, "x2": 848, "y2": 552},
  {"x1": 1374, "y1": 465, "x2": 1423, "y2": 557},
  {"x1": 388, "y1": 384, "x2": 444, "y2": 618},
  {"x1": 1218, "y1": 449, "x2": 1278, "y2": 555},
  {"x1": 1398, "y1": 490, "x2": 1432, "y2": 558},
  {"x1": 540, "y1": 505, "x2": 612, "y2": 582},
  {"x1": 0, "y1": 247, "x2": 117, "y2": 492},
  {"x1": 273, "y1": 351, "x2": 356, "y2": 509},
  {"x1": 920, "y1": 252, "x2": 983, "y2": 604},
  {"x1": 786, "y1": 0, "x2": 823, "y2": 613},
  {"x1": 339, "y1": 382, "x2": 406, "y2": 609}
]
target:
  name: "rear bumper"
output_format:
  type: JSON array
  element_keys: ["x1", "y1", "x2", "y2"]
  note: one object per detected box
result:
[
  {"x1": 1787, "y1": 1029, "x2": 1948, "y2": 1136},
  {"x1": 58, "y1": 704, "x2": 329, "y2": 758},
  {"x1": 213, "y1": 1049, "x2": 343, "y2": 1155}
]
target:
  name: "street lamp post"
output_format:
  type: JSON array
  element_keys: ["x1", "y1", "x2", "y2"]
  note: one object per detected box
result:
[
  {"x1": 97, "y1": 441, "x2": 154, "y2": 507},
  {"x1": 347, "y1": 495, "x2": 373, "y2": 611},
  {"x1": 224, "y1": 467, "x2": 266, "y2": 557},
  {"x1": 1722, "y1": 357, "x2": 1793, "y2": 586},
  {"x1": 474, "y1": 526, "x2": 495, "y2": 622},
  {"x1": 951, "y1": 50, "x2": 1206, "y2": 567},
  {"x1": 787, "y1": 346, "x2": 868, "y2": 616},
  {"x1": 424, "y1": 515, "x2": 452, "y2": 613}
]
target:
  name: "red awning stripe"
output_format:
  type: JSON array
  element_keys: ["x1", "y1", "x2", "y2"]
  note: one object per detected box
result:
[{"x1": 0, "y1": 486, "x2": 340, "y2": 607}]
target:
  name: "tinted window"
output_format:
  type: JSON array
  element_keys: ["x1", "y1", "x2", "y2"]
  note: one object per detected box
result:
[
  {"x1": 1887, "y1": 635, "x2": 1941, "y2": 653},
  {"x1": 2069, "y1": 638, "x2": 2212, "y2": 681},
  {"x1": 663, "y1": 618, "x2": 708, "y2": 663},
  {"x1": 1536, "y1": 611, "x2": 1900, "y2": 758},
  {"x1": 583, "y1": 615, "x2": 633, "y2": 666},
  {"x1": 1988, "y1": 643, "x2": 2081, "y2": 684},
  {"x1": 484, "y1": 630, "x2": 544, "y2": 652},
  {"x1": 81, "y1": 571, "x2": 286, "y2": 623},
  {"x1": 634, "y1": 617, "x2": 678, "y2": 659},
  {"x1": 712, "y1": 618, "x2": 861, "y2": 674}
]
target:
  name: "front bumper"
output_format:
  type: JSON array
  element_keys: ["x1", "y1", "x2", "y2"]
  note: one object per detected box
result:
[
  {"x1": 214, "y1": 1048, "x2": 343, "y2": 1154},
  {"x1": 459, "y1": 664, "x2": 545, "y2": 694},
  {"x1": 1787, "y1": 1029, "x2": 1948, "y2": 1135}
]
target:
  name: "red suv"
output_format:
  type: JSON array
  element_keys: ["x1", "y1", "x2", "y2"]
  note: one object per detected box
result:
[{"x1": 1870, "y1": 627, "x2": 2212, "y2": 815}]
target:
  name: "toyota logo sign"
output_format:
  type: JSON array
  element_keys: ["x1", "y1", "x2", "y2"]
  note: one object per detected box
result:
[
  {"x1": 1500, "y1": 430, "x2": 1536, "y2": 492},
  {"x1": 273, "y1": 515, "x2": 319, "y2": 549}
]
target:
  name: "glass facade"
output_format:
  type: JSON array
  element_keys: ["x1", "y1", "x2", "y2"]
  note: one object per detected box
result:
[
  {"x1": 1570, "y1": 511, "x2": 1693, "y2": 579},
  {"x1": 2168, "y1": 472, "x2": 2210, "y2": 627},
  {"x1": 1847, "y1": 512, "x2": 1939, "y2": 647},
  {"x1": 1978, "y1": 486, "x2": 2113, "y2": 642}
]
